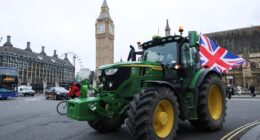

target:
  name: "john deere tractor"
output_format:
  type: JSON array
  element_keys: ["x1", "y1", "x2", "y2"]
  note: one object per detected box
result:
[{"x1": 67, "y1": 31, "x2": 226, "y2": 140}]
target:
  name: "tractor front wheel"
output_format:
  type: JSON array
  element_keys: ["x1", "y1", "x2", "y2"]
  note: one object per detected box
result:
[
  {"x1": 189, "y1": 75, "x2": 226, "y2": 131},
  {"x1": 126, "y1": 87, "x2": 179, "y2": 140}
]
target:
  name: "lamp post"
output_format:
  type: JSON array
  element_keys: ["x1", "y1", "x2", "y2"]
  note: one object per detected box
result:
[
  {"x1": 73, "y1": 55, "x2": 76, "y2": 68},
  {"x1": 73, "y1": 55, "x2": 76, "y2": 75}
]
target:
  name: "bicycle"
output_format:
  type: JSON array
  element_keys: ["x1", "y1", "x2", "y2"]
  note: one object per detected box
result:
[{"x1": 56, "y1": 100, "x2": 67, "y2": 115}]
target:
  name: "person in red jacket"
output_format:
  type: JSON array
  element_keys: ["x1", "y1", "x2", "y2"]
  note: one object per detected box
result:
[{"x1": 67, "y1": 83, "x2": 81, "y2": 99}]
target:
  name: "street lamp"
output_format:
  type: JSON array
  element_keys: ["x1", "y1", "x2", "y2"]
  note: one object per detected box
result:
[
  {"x1": 73, "y1": 55, "x2": 76, "y2": 75},
  {"x1": 73, "y1": 55, "x2": 76, "y2": 68}
]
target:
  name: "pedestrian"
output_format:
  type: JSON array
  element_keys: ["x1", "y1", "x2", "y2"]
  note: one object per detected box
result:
[
  {"x1": 226, "y1": 84, "x2": 234, "y2": 99},
  {"x1": 249, "y1": 84, "x2": 256, "y2": 97}
]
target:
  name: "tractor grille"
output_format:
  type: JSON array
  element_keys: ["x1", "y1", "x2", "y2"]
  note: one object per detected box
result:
[{"x1": 99, "y1": 67, "x2": 131, "y2": 91}]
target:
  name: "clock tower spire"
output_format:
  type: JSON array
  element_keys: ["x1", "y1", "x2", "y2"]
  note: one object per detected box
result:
[
  {"x1": 165, "y1": 19, "x2": 171, "y2": 37},
  {"x1": 96, "y1": 0, "x2": 114, "y2": 72}
]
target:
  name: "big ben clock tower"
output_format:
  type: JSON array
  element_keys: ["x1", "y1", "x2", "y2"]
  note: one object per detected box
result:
[{"x1": 96, "y1": 0, "x2": 114, "y2": 71}]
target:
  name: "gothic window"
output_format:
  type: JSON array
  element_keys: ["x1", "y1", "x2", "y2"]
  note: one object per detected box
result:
[{"x1": 3, "y1": 56, "x2": 7, "y2": 61}]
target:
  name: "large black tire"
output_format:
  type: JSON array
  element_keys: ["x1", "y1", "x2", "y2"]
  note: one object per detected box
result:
[
  {"x1": 126, "y1": 87, "x2": 179, "y2": 140},
  {"x1": 87, "y1": 116, "x2": 125, "y2": 133},
  {"x1": 189, "y1": 75, "x2": 226, "y2": 131}
]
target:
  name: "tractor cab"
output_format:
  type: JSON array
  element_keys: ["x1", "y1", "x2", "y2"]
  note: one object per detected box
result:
[{"x1": 128, "y1": 31, "x2": 200, "y2": 86}]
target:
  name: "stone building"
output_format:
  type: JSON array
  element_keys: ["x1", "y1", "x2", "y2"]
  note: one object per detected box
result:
[
  {"x1": 206, "y1": 25, "x2": 260, "y2": 89},
  {"x1": 95, "y1": 0, "x2": 114, "y2": 71},
  {"x1": 0, "y1": 36, "x2": 75, "y2": 89}
]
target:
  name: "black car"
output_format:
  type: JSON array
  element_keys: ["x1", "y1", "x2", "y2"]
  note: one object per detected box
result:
[{"x1": 45, "y1": 87, "x2": 69, "y2": 100}]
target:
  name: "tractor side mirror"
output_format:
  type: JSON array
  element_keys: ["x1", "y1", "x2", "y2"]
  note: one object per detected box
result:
[{"x1": 188, "y1": 31, "x2": 197, "y2": 47}]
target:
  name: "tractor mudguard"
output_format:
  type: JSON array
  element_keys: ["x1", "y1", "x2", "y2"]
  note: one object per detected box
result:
[
  {"x1": 191, "y1": 69, "x2": 221, "y2": 109},
  {"x1": 194, "y1": 69, "x2": 220, "y2": 88},
  {"x1": 143, "y1": 80, "x2": 188, "y2": 120}
]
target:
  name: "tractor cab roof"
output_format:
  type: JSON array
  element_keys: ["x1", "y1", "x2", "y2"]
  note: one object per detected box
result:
[{"x1": 140, "y1": 35, "x2": 185, "y2": 50}]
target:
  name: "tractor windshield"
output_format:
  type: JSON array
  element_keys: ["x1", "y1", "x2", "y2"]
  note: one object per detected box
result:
[{"x1": 143, "y1": 42, "x2": 177, "y2": 65}]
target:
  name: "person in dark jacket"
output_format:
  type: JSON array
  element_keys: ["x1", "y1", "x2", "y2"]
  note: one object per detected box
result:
[
  {"x1": 67, "y1": 83, "x2": 81, "y2": 99},
  {"x1": 249, "y1": 84, "x2": 256, "y2": 97},
  {"x1": 226, "y1": 84, "x2": 234, "y2": 99}
]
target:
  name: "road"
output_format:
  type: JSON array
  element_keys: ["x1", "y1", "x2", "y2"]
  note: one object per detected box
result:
[{"x1": 0, "y1": 95, "x2": 260, "y2": 140}]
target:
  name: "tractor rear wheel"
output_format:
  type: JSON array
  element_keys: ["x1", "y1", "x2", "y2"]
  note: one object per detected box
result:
[
  {"x1": 87, "y1": 116, "x2": 125, "y2": 133},
  {"x1": 189, "y1": 75, "x2": 226, "y2": 131},
  {"x1": 126, "y1": 87, "x2": 179, "y2": 140}
]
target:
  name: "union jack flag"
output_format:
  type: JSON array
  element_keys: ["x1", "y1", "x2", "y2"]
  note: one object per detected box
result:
[{"x1": 199, "y1": 35, "x2": 246, "y2": 73}]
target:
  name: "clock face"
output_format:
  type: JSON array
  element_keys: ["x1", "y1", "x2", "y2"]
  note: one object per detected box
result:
[{"x1": 98, "y1": 24, "x2": 105, "y2": 33}]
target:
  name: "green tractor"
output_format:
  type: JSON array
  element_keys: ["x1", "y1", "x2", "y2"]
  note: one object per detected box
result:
[{"x1": 67, "y1": 31, "x2": 226, "y2": 139}]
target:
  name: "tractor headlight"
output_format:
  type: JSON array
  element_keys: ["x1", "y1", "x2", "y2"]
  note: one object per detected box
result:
[
  {"x1": 88, "y1": 103, "x2": 97, "y2": 111},
  {"x1": 108, "y1": 82, "x2": 113, "y2": 88},
  {"x1": 105, "y1": 68, "x2": 118, "y2": 75}
]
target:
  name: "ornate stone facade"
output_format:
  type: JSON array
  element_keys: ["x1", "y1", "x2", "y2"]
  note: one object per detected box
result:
[
  {"x1": 95, "y1": 0, "x2": 114, "y2": 71},
  {"x1": 0, "y1": 36, "x2": 75, "y2": 88},
  {"x1": 206, "y1": 26, "x2": 260, "y2": 89}
]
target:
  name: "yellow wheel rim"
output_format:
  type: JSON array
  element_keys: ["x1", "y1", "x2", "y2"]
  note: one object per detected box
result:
[
  {"x1": 208, "y1": 85, "x2": 223, "y2": 120},
  {"x1": 153, "y1": 100, "x2": 174, "y2": 138}
]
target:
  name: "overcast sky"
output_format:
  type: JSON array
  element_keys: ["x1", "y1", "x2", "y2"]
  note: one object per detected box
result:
[{"x1": 0, "y1": 0, "x2": 259, "y2": 72}]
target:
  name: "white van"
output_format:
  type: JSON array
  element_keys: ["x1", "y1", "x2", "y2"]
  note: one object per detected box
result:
[{"x1": 18, "y1": 86, "x2": 35, "y2": 96}]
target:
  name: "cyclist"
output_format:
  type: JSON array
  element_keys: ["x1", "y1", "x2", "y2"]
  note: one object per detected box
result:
[{"x1": 67, "y1": 82, "x2": 81, "y2": 99}]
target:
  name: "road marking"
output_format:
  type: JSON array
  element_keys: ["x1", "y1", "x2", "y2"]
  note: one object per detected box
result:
[
  {"x1": 227, "y1": 121, "x2": 260, "y2": 140},
  {"x1": 0, "y1": 97, "x2": 42, "y2": 103},
  {"x1": 221, "y1": 120, "x2": 260, "y2": 140},
  {"x1": 25, "y1": 98, "x2": 41, "y2": 101},
  {"x1": 231, "y1": 98, "x2": 260, "y2": 101}
]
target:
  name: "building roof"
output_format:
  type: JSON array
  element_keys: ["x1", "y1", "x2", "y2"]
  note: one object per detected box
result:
[
  {"x1": 101, "y1": 0, "x2": 108, "y2": 8},
  {"x1": 97, "y1": 0, "x2": 111, "y2": 20},
  {"x1": 0, "y1": 37, "x2": 73, "y2": 67},
  {"x1": 206, "y1": 25, "x2": 260, "y2": 38},
  {"x1": 205, "y1": 25, "x2": 260, "y2": 55}
]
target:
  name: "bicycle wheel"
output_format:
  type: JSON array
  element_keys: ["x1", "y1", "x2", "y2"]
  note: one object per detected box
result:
[{"x1": 57, "y1": 101, "x2": 67, "y2": 115}]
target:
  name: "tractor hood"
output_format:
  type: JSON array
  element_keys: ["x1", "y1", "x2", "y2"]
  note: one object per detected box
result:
[{"x1": 98, "y1": 61, "x2": 162, "y2": 71}]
